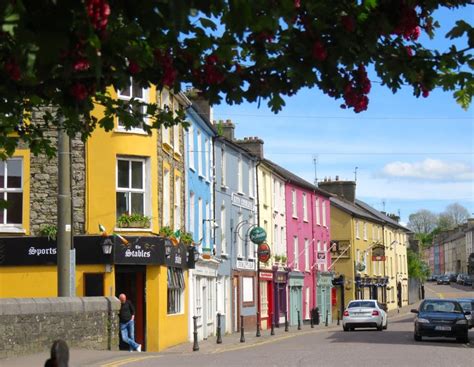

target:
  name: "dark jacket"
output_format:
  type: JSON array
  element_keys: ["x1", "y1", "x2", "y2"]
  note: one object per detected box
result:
[{"x1": 119, "y1": 300, "x2": 135, "y2": 323}]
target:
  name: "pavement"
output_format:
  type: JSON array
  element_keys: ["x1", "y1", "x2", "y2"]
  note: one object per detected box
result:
[{"x1": 1, "y1": 304, "x2": 417, "y2": 367}]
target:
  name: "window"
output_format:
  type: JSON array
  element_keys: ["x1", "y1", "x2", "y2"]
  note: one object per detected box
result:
[
  {"x1": 221, "y1": 147, "x2": 226, "y2": 186},
  {"x1": 302, "y1": 193, "x2": 308, "y2": 222},
  {"x1": 116, "y1": 158, "x2": 147, "y2": 221},
  {"x1": 238, "y1": 155, "x2": 243, "y2": 193},
  {"x1": 167, "y1": 267, "x2": 185, "y2": 314},
  {"x1": 305, "y1": 287, "x2": 310, "y2": 320},
  {"x1": 197, "y1": 131, "x2": 202, "y2": 176},
  {"x1": 203, "y1": 138, "x2": 209, "y2": 179},
  {"x1": 84, "y1": 273, "x2": 104, "y2": 296},
  {"x1": 363, "y1": 222, "x2": 367, "y2": 240},
  {"x1": 293, "y1": 236, "x2": 299, "y2": 270},
  {"x1": 161, "y1": 89, "x2": 171, "y2": 145},
  {"x1": 274, "y1": 224, "x2": 278, "y2": 249},
  {"x1": 173, "y1": 115, "x2": 180, "y2": 153},
  {"x1": 0, "y1": 158, "x2": 23, "y2": 226},
  {"x1": 189, "y1": 192, "x2": 195, "y2": 236},
  {"x1": 242, "y1": 277, "x2": 254, "y2": 304},
  {"x1": 174, "y1": 177, "x2": 181, "y2": 230},
  {"x1": 355, "y1": 219, "x2": 360, "y2": 239},
  {"x1": 304, "y1": 238, "x2": 310, "y2": 271},
  {"x1": 249, "y1": 164, "x2": 254, "y2": 198},
  {"x1": 291, "y1": 190, "x2": 297, "y2": 218},
  {"x1": 263, "y1": 172, "x2": 268, "y2": 204},
  {"x1": 117, "y1": 79, "x2": 147, "y2": 131},
  {"x1": 207, "y1": 139, "x2": 211, "y2": 180},
  {"x1": 315, "y1": 198, "x2": 320, "y2": 225},
  {"x1": 188, "y1": 125, "x2": 195, "y2": 170},
  {"x1": 322, "y1": 200, "x2": 327, "y2": 227},
  {"x1": 220, "y1": 205, "x2": 226, "y2": 254},
  {"x1": 237, "y1": 212, "x2": 243, "y2": 257},
  {"x1": 198, "y1": 198, "x2": 203, "y2": 242},
  {"x1": 162, "y1": 168, "x2": 170, "y2": 226},
  {"x1": 205, "y1": 202, "x2": 210, "y2": 246},
  {"x1": 323, "y1": 241, "x2": 328, "y2": 271}
]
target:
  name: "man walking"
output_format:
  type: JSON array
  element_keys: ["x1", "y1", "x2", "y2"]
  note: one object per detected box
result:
[{"x1": 119, "y1": 293, "x2": 142, "y2": 352}]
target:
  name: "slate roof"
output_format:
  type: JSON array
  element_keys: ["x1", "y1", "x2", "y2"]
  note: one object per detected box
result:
[
  {"x1": 355, "y1": 199, "x2": 410, "y2": 232},
  {"x1": 330, "y1": 196, "x2": 383, "y2": 223}
]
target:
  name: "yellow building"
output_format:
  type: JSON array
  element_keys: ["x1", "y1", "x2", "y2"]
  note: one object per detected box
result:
[{"x1": 0, "y1": 86, "x2": 193, "y2": 352}]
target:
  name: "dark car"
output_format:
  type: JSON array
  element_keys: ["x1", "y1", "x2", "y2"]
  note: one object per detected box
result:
[
  {"x1": 455, "y1": 298, "x2": 474, "y2": 329},
  {"x1": 456, "y1": 274, "x2": 468, "y2": 285},
  {"x1": 412, "y1": 299, "x2": 470, "y2": 343},
  {"x1": 436, "y1": 276, "x2": 450, "y2": 285},
  {"x1": 447, "y1": 273, "x2": 458, "y2": 282}
]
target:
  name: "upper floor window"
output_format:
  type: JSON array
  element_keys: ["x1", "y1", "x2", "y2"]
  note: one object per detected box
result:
[
  {"x1": 237, "y1": 155, "x2": 243, "y2": 193},
  {"x1": 302, "y1": 193, "x2": 308, "y2": 222},
  {"x1": 315, "y1": 198, "x2": 320, "y2": 225},
  {"x1": 174, "y1": 176, "x2": 181, "y2": 230},
  {"x1": 304, "y1": 238, "x2": 310, "y2": 271},
  {"x1": 189, "y1": 191, "x2": 195, "y2": 236},
  {"x1": 117, "y1": 79, "x2": 147, "y2": 131},
  {"x1": 221, "y1": 146, "x2": 226, "y2": 186},
  {"x1": 322, "y1": 200, "x2": 327, "y2": 227},
  {"x1": 116, "y1": 157, "x2": 148, "y2": 221},
  {"x1": 204, "y1": 138, "x2": 209, "y2": 179},
  {"x1": 173, "y1": 103, "x2": 180, "y2": 153},
  {"x1": 161, "y1": 89, "x2": 171, "y2": 145},
  {"x1": 220, "y1": 205, "x2": 227, "y2": 254},
  {"x1": 197, "y1": 131, "x2": 202, "y2": 176},
  {"x1": 0, "y1": 158, "x2": 23, "y2": 226},
  {"x1": 249, "y1": 164, "x2": 254, "y2": 198},
  {"x1": 291, "y1": 190, "x2": 297, "y2": 218},
  {"x1": 355, "y1": 219, "x2": 360, "y2": 239},
  {"x1": 188, "y1": 125, "x2": 195, "y2": 170},
  {"x1": 363, "y1": 222, "x2": 367, "y2": 240},
  {"x1": 293, "y1": 236, "x2": 299, "y2": 270},
  {"x1": 162, "y1": 167, "x2": 170, "y2": 226}
]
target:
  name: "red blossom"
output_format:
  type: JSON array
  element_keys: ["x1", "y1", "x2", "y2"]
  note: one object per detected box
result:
[
  {"x1": 294, "y1": 0, "x2": 301, "y2": 9},
  {"x1": 4, "y1": 59, "x2": 21, "y2": 81},
  {"x1": 155, "y1": 49, "x2": 177, "y2": 87},
  {"x1": 128, "y1": 61, "x2": 140, "y2": 75},
  {"x1": 73, "y1": 58, "x2": 90, "y2": 72},
  {"x1": 70, "y1": 83, "x2": 89, "y2": 101},
  {"x1": 411, "y1": 26, "x2": 421, "y2": 41},
  {"x1": 86, "y1": 0, "x2": 111, "y2": 31},
  {"x1": 421, "y1": 85, "x2": 430, "y2": 98},
  {"x1": 312, "y1": 41, "x2": 327, "y2": 61},
  {"x1": 341, "y1": 15, "x2": 356, "y2": 33},
  {"x1": 405, "y1": 46, "x2": 413, "y2": 57}
]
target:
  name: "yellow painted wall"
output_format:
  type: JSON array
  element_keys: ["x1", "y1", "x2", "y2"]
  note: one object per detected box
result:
[
  {"x1": 86, "y1": 87, "x2": 159, "y2": 235},
  {"x1": 0, "y1": 265, "x2": 113, "y2": 298},
  {"x1": 146, "y1": 265, "x2": 189, "y2": 352}
]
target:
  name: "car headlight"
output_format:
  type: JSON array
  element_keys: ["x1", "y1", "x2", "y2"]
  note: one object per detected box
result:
[
  {"x1": 456, "y1": 319, "x2": 468, "y2": 325},
  {"x1": 416, "y1": 318, "x2": 430, "y2": 324}
]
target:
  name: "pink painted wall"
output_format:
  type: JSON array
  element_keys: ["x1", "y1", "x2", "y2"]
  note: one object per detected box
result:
[{"x1": 285, "y1": 182, "x2": 331, "y2": 319}]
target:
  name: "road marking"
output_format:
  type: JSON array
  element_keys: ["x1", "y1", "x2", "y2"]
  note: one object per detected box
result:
[{"x1": 100, "y1": 355, "x2": 157, "y2": 367}]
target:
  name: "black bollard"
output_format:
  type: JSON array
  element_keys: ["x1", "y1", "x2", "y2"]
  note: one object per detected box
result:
[
  {"x1": 270, "y1": 312, "x2": 275, "y2": 335},
  {"x1": 192, "y1": 316, "x2": 200, "y2": 351},
  {"x1": 216, "y1": 313, "x2": 222, "y2": 344},
  {"x1": 297, "y1": 310, "x2": 301, "y2": 330},
  {"x1": 44, "y1": 340, "x2": 69, "y2": 367},
  {"x1": 284, "y1": 311, "x2": 289, "y2": 332},
  {"x1": 240, "y1": 315, "x2": 245, "y2": 343},
  {"x1": 337, "y1": 310, "x2": 340, "y2": 326},
  {"x1": 256, "y1": 311, "x2": 261, "y2": 337},
  {"x1": 325, "y1": 309, "x2": 329, "y2": 327},
  {"x1": 310, "y1": 313, "x2": 314, "y2": 328}
]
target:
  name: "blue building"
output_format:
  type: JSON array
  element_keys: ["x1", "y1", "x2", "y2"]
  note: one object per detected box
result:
[
  {"x1": 214, "y1": 120, "x2": 258, "y2": 334},
  {"x1": 185, "y1": 96, "x2": 218, "y2": 341}
]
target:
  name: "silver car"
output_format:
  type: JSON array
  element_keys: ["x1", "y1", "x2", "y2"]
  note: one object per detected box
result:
[{"x1": 342, "y1": 300, "x2": 388, "y2": 331}]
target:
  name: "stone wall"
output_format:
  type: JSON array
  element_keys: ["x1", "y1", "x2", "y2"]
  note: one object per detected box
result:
[
  {"x1": 0, "y1": 297, "x2": 120, "y2": 358},
  {"x1": 26, "y1": 108, "x2": 86, "y2": 235}
]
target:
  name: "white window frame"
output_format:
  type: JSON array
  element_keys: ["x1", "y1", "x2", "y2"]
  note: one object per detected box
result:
[
  {"x1": 237, "y1": 212, "x2": 243, "y2": 258},
  {"x1": 167, "y1": 267, "x2": 185, "y2": 315},
  {"x1": 293, "y1": 236, "x2": 299, "y2": 270},
  {"x1": 315, "y1": 198, "x2": 320, "y2": 225},
  {"x1": 363, "y1": 222, "x2": 367, "y2": 240},
  {"x1": 205, "y1": 201, "x2": 210, "y2": 247},
  {"x1": 304, "y1": 238, "x2": 310, "y2": 271},
  {"x1": 188, "y1": 125, "x2": 195, "y2": 171},
  {"x1": 302, "y1": 193, "x2": 308, "y2": 222},
  {"x1": 291, "y1": 190, "x2": 297, "y2": 218},
  {"x1": 161, "y1": 89, "x2": 171, "y2": 145},
  {"x1": 237, "y1": 155, "x2": 243, "y2": 193},
  {"x1": 198, "y1": 198, "x2": 203, "y2": 242},
  {"x1": 220, "y1": 205, "x2": 227, "y2": 254},
  {"x1": 0, "y1": 158, "x2": 23, "y2": 227},
  {"x1": 322, "y1": 200, "x2": 327, "y2": 227},
  {"x1": 203, "y1": 137, "x2": 209, "y2": 180},
  {"x1": 249, "y1": 164, "x2": 254, "y2": 198},
  {"x1": 173, "y1": 101, "x2": 180, "y2": 153},
  {"x1": 323, "y1": 241, "x2": 328, "y2": 271},
  {"x1": 189, "y1": 191, "x2": 195, "y2": 237},
  {"x1": 221, "y1": 146, "x2": 226, "y2": 187},
  {"x1": 116, "y1": 157, "x2": 148, "y2": 220},
  {"x1": 162, "y1": 167, "x2": 171, "y2": 226},
  {"x1": 355, "y1": 219, "x2": 360, "y2": 239},
  {"x1": 197, "y1": 131, "x2": 202, "y2": 177},
  {"x1": 117, "y1": 78, "x2": 148, "y2": 132},
  {"x1": 174, "y1": 176, "x2": 181, "y2": 230}
]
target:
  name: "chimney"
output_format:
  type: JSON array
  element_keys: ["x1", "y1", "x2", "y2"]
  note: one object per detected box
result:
[
  {"x1": 319, "y1": 179, "x2": 356, "y2": 203},
  {"x1": 186, "y1": 89, "x2": 213, "y2": 122},
  {"x1": 236, "y1": 136, "x2": 264, "y2": 159},
  {"x1": 216, "y1": 119, "x2": 235, "y2": 141}
]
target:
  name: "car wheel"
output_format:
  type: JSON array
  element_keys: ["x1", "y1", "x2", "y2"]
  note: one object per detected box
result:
[
  {"x1": 377, "y1": 323, "x2": 383, "y2": 331},
  {"x1": 343, "y1": 325, "x2": 349, "y2": 332},
  {"x1": 383, "y1": 321, "x2": 388, "y2": 330},
  {"x1": 414, "y1": 333, "x2": 422, "y2": 342},
  {"x1": 456, "y1": 334, "x2": 469, "y2": 343}
]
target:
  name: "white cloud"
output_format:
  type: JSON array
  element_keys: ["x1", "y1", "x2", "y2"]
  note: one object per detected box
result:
[{"x1": 382, "y1": 159, "x2": 473, "y2": 181}]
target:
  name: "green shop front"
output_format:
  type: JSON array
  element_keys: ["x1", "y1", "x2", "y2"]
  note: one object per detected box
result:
[
  {"x1": 316, "y1": 271, "x2": 334, "y2": 325},
  {"x1": 288, "y1": 271, "x2": 304, "y2": 326}
]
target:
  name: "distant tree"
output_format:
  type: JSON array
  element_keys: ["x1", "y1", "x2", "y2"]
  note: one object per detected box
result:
[
  {"x1": 407, "y1": 248, "x2": 430, "y2": 281},
  {"x1": 407, "y1": 209, "x2": 438, "y2": 234},
  {"x1": 442, "y1": 203, "x2": 470, "y2": 227}
]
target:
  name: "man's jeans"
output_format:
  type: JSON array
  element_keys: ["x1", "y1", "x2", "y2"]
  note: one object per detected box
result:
[{"x1": 120, "y1": 320, "x2": 140, "y2": 351}]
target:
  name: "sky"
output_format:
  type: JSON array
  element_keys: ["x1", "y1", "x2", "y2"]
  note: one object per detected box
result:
[{"x1": 213, "y1": 7, "x2": 474, "y2": 225}]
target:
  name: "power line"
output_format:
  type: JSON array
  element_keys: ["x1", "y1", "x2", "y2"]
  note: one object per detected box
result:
[{"x1": 265, "y1": 152, "x2": 473, "y2": 155}]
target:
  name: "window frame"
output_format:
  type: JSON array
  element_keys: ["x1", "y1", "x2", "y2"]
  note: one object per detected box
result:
[
  {"x1": 117, "y1": 79, "x2": 148, "y2": 133},
  {"x1": 0, "y1": 158, "x2": 23, "y2": 227}
]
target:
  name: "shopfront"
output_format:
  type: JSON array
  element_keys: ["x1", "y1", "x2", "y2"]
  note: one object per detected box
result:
[
  {"x1": 272, "y1": 269, "x2": 288, "y2": 327},
  {"x1": 316, "y1": 271, "x2": 334, "y2": 325},
  {"x1": 259, "y1": 270, "x2": 273, "y2": 330},
  {"x1": 288, "y1": 271, "x2": 304, "y2": 326}
]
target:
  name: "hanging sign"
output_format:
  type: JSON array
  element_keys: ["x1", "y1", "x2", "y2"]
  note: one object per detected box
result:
[
  {"x1": 316, "y1": 251, "x2": 326, "y2": 264},
  {"x1": 249, "y1": 227, "x2": 267, "y2": 244},
  {"x1": 257, "y1": 242, "x2": 271, "y2": 263},
  {"x1": 372, "y1": 244, "x2": 386, "y2": 261}
]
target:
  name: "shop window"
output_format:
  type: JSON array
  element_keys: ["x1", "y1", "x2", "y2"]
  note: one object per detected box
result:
[
  {"x1": 0, "y1": 158, "x2": 23, "y2": 227},
  {"x1": 116, "y1": 157, "x2": 149, "y2": 223},
  {"x1": 242, "y1": 276, "x2": 254, "y2": 305},
  {"x1": 117, "y1": 78, "x2": 147, "y2": 131},
  {"x1": 84, "y1": 273, "x2": 104, "y2": 296},
  {"x1": 167, "y1": 267, "x2": 185, "y2": 314}
]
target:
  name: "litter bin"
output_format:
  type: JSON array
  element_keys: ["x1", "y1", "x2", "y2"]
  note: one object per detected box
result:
[{"x1": 311, "y1": 307, "x2": 320, "y2": 325}]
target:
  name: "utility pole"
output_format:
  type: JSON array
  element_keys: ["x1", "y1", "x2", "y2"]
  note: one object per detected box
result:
[
  {"x1": 354, "y1": 166, "x2": 358, "y2": 182},
  {"x1": 57, "y1": 123, "x2": 73, "y2": 297},
  {"x1": 313, "y1": 155, "x2": 318, "y2": 186}
]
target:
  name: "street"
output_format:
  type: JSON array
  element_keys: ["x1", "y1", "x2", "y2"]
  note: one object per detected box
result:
[{"x1": 3, "y1": 282, "x2": 473, "y2": 367}]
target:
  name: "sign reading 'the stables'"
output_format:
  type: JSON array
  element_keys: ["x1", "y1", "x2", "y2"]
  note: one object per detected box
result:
[{"x1": 113, "y1": 237, "x2": 164, "y2": 265}]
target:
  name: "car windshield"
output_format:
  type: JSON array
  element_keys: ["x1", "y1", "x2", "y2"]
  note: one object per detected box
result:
[
  {"x1": 458, "y1": 302, "x2": 472, "y2": 311},
  {"x1": 348, "y1": 301, "x2": 376, "y2": 308},
  {"x1": 420, "y1": 301, "x2": 463, "y2": 313}
]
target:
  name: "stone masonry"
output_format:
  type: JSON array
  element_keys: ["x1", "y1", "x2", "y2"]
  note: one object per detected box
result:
[{"x1": 0, "y1": 297, "x2": 120, "y2": 358}]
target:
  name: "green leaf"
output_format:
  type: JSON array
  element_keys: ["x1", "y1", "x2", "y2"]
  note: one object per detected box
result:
[
  {"x1": 446, "y1": 20, "x2": 471, "y2": 40},
  {"x1": 364, "y1": 0, "x2": 378, "y2": 9},
  {"x1": 454, "y1": 89, "x2": 472, "y2": 111}
]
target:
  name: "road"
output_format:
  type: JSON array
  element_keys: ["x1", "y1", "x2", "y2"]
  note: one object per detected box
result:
[{"x1": 3, "y1": 283, "x2": 473, "y2": 367}]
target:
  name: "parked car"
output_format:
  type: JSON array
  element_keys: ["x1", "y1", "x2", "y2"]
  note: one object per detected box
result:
[
  {"x1": 427, "y1": 275, "x2": 437, "y2": 282},
  {"x1": 446, "y1": 272, "x2": 458, "y2": 282},
  {"x1": 437, "y1": 276, "x2": 450, "y2": 285},
  {"x1": 412, "y1": 299, "x2": 470, "y2": 343},
  {"x1": 454, "y1": 298, "x2": 474, "y2": 329},
  {"x1": 342, "y1": 300, "x2": 388, "y2": 331},
  {"x1": 456, "y1": 274, "x2": 468, "y2": 285}
]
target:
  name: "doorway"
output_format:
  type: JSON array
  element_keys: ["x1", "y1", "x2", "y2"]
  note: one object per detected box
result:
[
  {"x1": 115, "y1": 265, "x2": 146, "y2": 350},
  {"x1": 289, "y1": 286, "x2": 302, "y2": 326}
]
